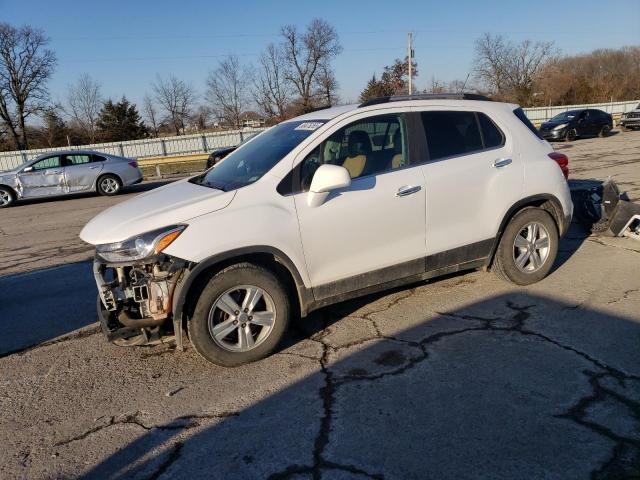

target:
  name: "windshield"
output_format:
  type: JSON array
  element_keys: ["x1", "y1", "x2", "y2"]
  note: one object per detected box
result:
[
  {"x1": 551, "y1": 111, "x2": 579, "y2": 122},
  {"x1": 191, "y1": 120, "x2": 326, "y2": 191}
]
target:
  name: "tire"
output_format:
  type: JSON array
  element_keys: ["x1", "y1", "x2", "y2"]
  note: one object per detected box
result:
[
  {"x1": 0, "y1": 186, "x2": 15, "y2": 208},
  {"x1": 97, "y1": 174, "x2": 122, "y2": 196},
  {"x1": 492, "y1": 208, "x2": 559, "y2": 286},
  {"x1": 188, "y1": 263, "x2": 290, "y2": 367},
  {"x1": 599, "y1": 125, "x2": 611, "y2": 137},
  {"x1": 564, "y1": 128, "x2": 577, "y2": 142}
]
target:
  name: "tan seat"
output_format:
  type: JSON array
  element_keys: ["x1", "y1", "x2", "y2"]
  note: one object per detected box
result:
[
  {"x1": 342, "y1": 130, "x2": 371, "y2": 178},
  {"x1": 390, "y1": 129, "x2": 404, "y2": 169}
]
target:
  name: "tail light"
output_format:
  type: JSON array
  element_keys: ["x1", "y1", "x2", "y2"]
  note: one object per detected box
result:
[
  {"x1": 128, "y1": 161, "x2": 138, "y2": 168},
  {"x1": 548, "y1": 152, "x2": 569, "y2": 180}
]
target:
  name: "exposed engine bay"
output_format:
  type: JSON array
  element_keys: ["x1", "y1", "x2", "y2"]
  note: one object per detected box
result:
[{"x1": 94, "y1": 255, "x2": 187, "y2": 346}]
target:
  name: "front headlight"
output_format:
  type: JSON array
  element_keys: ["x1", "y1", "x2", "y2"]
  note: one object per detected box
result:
[
  {"x1": 96, "y1": 225, "x2": 186, "y2": 263},
  {"x1": 553, "y1": 123, "x2": 569, "y2": 131}
]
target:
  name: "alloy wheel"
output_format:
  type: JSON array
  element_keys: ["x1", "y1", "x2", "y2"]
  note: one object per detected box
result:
[
  {"x1": 101, "y1": 177, "x2": 119, "y2": 194},
  {"x1": 0, "y1": 190, "x2": 10, "y2": 206},
  {"x1": 208, "y1": 285, "x2": 276, "y2": 352},
  {"x1": 512, "y1": 222, "x2": 551, "y2": 273}
]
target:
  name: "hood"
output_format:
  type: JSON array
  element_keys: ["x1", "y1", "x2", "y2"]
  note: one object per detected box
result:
[
  {"x1": 541, "y1": 119, "x2": 572, "y2": 129},
  {"x1": 80, "y1": 179, "x2": 236, "y2": 245},
  {"x1": 0, "y1": 166, "x2": 19, "y2": 178}
]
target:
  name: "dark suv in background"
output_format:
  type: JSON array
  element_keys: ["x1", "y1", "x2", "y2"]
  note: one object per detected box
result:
[{"x1": 539, "y1": 108, "x2": 613, "y2": 141}]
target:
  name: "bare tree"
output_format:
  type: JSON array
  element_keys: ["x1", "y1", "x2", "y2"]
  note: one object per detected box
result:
[
  {"x1": 66, "y1": 74, "x2": 102, "y2": 143},
  {"x1": 281, "y1": 18, "x2": 342, "y2": 113},
  {"x1": 152, "y1": 74, "x2": 196, "y2": 136},
  {"x1": 0, "y1": 23, "x2": 56, "y2": 149},
  {"x1": 473, "y1": 33, "x2": 556, "y2": 104},
  {"x1": 254, "y1": 43, "x2": 292, "y2": 120},
  {"x1": 193, "y1": 105, "x2": 212, "y2": 131},
  {"x1": 143, "y1": 94, "x2": 159, "y2": 137},
  {"x1": 315, "y1": 62, "x2": 339, "y2": 106},
  {"x1": 206, "y1": 55, "x2": 253, "y2": 128},
  {"x1": 426, "y1": 76, "x2": 446, "y2": 94}
]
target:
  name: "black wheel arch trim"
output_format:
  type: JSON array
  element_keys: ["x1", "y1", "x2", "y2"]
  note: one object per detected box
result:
[
  {"x1": 488, "y1": 193, "x2": 567, "y2": 265},
  {"x1": 172, "y1": 246, "x2": 313, "y2": 323}
]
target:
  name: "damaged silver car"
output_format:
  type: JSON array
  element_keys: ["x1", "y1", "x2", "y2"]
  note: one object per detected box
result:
[{"x1": 0, "y1": 150, "x2": 143, "y2": 207}]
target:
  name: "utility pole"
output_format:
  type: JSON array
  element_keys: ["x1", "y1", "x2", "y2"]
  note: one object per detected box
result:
[{"x1": 407, "y1": 32, "x2": 414, "y2": 95}]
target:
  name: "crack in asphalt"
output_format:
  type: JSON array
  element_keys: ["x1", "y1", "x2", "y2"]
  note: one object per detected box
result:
[
  {"x1": 587, "y1": 237, "x2": 640, "y2": 255},
  {"x1": 607, "y1": 289, "x2": 640, "y2": 305},
  {"x1": 554, "y1": 370, "x2": 640, "y2": 480},
  {"x1": 269, "y1": 293, "x2": 640, "y2": 479},
  {"x1": 53, "y1": 411, "x2": 239, "y2": 447}
]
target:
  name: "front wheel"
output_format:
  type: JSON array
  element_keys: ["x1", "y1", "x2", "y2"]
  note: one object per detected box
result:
[
  {"x1": 97, "y1": 174, "x2": 122, "y2": 196},
  {"x1": 492, "y1": 208, "x2": 559, "y2": 285},
  {"x1": 565, "y1": 128, "x2": 577, "y2": 142},
  {"x1": 0, "y1": 186, "x2": 15, "y2": 208},
  {"x1": 188, "y1": 263, "x2": 290, "y2": 367}
]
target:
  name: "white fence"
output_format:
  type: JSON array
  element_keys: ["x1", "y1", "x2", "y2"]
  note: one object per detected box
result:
[
  {"x1": 1, "y1": 99, "x2": 639, "y2": 172},
  {"x1": 524, "y1": 99, "x2": 638, "y2": 124},
  {"x1": 0, "y1": 128, "x2": 266, "y2": 172}
]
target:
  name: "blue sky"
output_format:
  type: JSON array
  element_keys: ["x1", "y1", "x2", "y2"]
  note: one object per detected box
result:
[{"x1": 2, "y1": 0, "x2": 639, "y2": 110}]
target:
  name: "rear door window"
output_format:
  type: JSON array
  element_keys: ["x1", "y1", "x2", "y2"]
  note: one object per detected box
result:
[
  {"x1": 65, "y1": 154, "x2": 92, "y2": 166},
  {"x1": 421, "y1": 111, "x2": 483, "y2": 160}
]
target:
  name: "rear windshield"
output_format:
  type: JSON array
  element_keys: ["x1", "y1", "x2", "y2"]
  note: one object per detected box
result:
[{"x1": 513, "y1": 108, "x2": 543, "y2": 140}]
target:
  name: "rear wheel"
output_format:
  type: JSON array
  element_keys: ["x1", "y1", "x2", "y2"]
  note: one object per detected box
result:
[
  {"x1": 599, "y1": 125, "x2": 611, "y2": 137},
  {"x1": 492, "y1": 208, "x2": 559, "y2": 285},
  {"x1": 188, "y1": 263, "x2": 290, "y2": 367},
  {"x1": 0, "y1": 186, "x2": 15, "y2": 208},
  {"x1": 97, "y1": 174, "x2": 121, "y2": 196}
]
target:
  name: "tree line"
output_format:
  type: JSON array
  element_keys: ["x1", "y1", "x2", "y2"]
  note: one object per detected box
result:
[
  {"x1": 0, "y1": 19, "x2": 638, "y2": 153},
  {"x1": 360, "y1": 36, "x2": 640, "y2": 109},
  {"x1": 0, "y1": 19, "x2": 342, "y2": 151}
]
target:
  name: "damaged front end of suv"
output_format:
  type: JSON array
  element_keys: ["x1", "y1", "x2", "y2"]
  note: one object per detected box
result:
[{"x1": 94, "y1": 225, "x2": 189, "y2": 347}]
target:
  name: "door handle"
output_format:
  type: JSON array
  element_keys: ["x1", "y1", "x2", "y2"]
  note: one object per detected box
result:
[
  {"x1": 396, "y1": 185, "x2": 422, "y2": 197},
  {"x1": 50, "y1": 170, "x2": 62, "y2": 174},
  {"x1": 493, "y1": 158, "x2": 512, "y2": 168},
  {"x1": 89, "y1": 165, "x2": 99, "y2": 169}
]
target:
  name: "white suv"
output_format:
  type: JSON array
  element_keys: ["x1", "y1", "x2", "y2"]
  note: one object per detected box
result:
[{"x1": 80, "y1": 94, "x2": 573, "y2": 366}]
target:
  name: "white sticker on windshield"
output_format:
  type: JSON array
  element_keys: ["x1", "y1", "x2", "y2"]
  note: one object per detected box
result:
[{"x1": 295, "y1": 122, "x2": 323, "y2": 131}]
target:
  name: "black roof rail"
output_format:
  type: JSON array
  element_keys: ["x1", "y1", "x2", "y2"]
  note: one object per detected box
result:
[{"x1": 358, "y1": 93, "x2": 492, "y2": 108}]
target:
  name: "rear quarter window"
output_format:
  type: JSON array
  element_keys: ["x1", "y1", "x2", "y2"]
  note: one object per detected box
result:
[
  {"x1": 513, "y1": 108, "x2": 543, "y2": 140},
  {"x1": 478, "y1": 113, "x2": 505, "y2": 149}
]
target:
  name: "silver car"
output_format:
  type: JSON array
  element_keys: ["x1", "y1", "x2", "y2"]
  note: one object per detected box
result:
[{"x1": 0, "y1": 150, "x2": 143, "y2": 208}]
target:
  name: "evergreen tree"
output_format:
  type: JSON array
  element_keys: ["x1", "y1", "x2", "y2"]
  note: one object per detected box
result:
[
  {"x1": 97, "y1": 97, "x2": 148, "y2": 142},
  {"x1": 41, "y1": 107, "x2": 68, "y2": 147},
  {"x1": 359, "y1": 74, "x2": 394, "y2": 103},
  {"x1": 359, "y1": 57, "x2": 419, "y2": 102}
]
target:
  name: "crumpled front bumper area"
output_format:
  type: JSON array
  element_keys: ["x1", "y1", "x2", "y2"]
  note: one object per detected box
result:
[{"x1": 94, "y1": 255, "x2": 187, "y2": 346}]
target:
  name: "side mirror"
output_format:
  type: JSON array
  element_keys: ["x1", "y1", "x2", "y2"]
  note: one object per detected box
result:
[
  {"x1": 22, "y1": 166, "x2": 33, "y2": 173},
  {"x1": 307, "y1": 164, "x2": 351, "y2": 207}
]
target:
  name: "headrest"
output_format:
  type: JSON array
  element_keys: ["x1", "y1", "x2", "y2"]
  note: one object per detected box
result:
[{"x1": 347, "y1": 130, "x2": 371, "y2": 157}]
